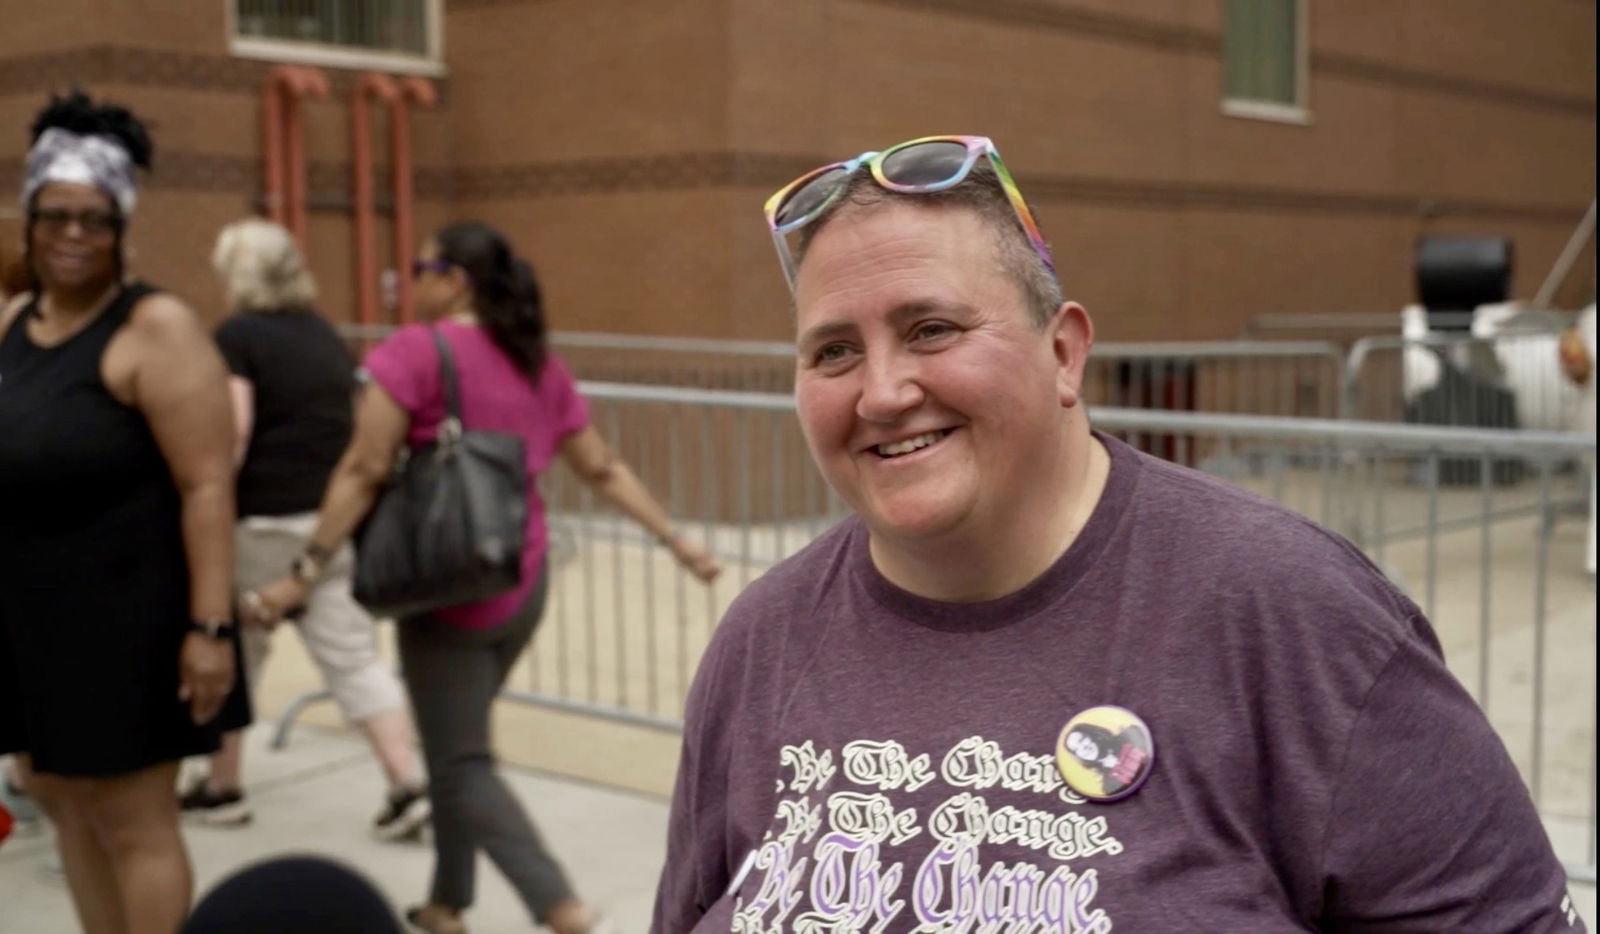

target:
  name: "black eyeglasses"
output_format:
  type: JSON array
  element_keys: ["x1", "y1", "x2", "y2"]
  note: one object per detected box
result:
[
  {"x1": 29, "y1": 207, "x2": 122, "y2": 239},
  {"x1": 410, "y1": 258, "x2": 451, "y2": 279}
]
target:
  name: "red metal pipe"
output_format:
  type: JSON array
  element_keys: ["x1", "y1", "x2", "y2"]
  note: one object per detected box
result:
[
  {"x1": 390, "y1": 77, "x2": 437, "y2": 324},
  {"x1": 261, "y1": 66, "x2": 329, "y2": 247},
  {"x1": 284, "y1": 88, "x2": 306, "y2": 242},
  {"x1": 262, "y1": 67, "x2": 293, "y2": 228},
  {"x1": 288, "y1": 68, "x2": 331, "y2": 245},
  {"x1": 350, "y1": 72, "x2": 400, "y2": 327}
]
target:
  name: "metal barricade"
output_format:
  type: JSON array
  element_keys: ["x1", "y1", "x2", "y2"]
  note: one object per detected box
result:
[
  {"x1": 1092, "y1": 408, "x2": 1596, "y2": 883},
  {"x1": 1343, "y1": 331, "x2": 1587, "y2": 431},
  {"x1": 518, "y1": 384, "x2": 839, "y2": 731},
  {"x1": 534, "y1": 395, "x2": 1594, "y2": 883},
  {"x1": 1088, "y1": 342, "x2": 1343, "y2": 463},
  {"x1": 1089, "y1": 341, "x2": 1343, "y2": 418},
  {"x1": 335, "y1": 325, "x2": 1343, "y2": 419},
  {"x1": 546, "y1": 332, "x2": 796, "y2": 394},
  {"x1": 276, "y1": 354, "x2": 1595, "y2": 883}
]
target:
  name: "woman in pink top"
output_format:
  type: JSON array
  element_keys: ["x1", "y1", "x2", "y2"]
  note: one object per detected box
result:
[{"x1": 249, "y1": 221, "x2": 720, "y2": 934}]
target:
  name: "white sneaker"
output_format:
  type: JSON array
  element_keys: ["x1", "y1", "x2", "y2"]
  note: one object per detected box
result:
[
  {"x1": 0, "y1": 777, "x2": 43, "y2": 837},
  {"x1": 177, "y1": 778, "x2": 253, "y2": 828},
  {"x1": 35, "y1": 850, "x2": 65, "y2": 886},
  {"x1": 373, "y1": 786, "x2": 431, "y2": 842}
]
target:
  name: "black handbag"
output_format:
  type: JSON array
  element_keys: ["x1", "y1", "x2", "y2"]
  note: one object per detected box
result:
[{"x1": 352, "y1": 329, "x2": 528, "y2": 618}]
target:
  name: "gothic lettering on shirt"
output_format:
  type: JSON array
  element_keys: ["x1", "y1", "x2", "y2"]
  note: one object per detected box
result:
[{"x1": 737, "y1": 735, "x2": 1125, "y2": 933}]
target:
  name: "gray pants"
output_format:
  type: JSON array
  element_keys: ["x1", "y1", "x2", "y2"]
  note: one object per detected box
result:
[{"x1": 398, "y1": 573, "x2": 573, "y2": 919}]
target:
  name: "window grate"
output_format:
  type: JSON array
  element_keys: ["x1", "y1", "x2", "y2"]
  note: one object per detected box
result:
[
  {"x1": 235, "y1": 0, "x2": 431, "y2": 58},
  {"x1": 1223, "y1": 0, "x2": 1306, "y2": 113}
]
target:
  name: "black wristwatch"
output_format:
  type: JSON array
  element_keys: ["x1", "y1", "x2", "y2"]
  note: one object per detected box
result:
[{"x1": 190, "y1": 618, "x2": 237, "y2": 641}]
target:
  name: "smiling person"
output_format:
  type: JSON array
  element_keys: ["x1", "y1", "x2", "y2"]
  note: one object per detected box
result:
[
  {"x1": 244, "y1": 221, "x2": 720, "y2": 934},
  {"x1": 651, "y1": 136, "x2": 1580, "y2": 932},
  {"x1": 0, "y1": 92, "x2": 247, "y2": 934}
]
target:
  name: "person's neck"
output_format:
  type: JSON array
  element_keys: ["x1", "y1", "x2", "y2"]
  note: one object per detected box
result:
[
  {"x1": 39, "y1": 280, "x2": 121, "y2": 323},
  {"x1": 866, "y1": 424, "x2": 1110, "y2": 603}
]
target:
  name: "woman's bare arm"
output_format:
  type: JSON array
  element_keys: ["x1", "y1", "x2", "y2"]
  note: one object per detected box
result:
[
  {"x1": 301, "y1": 380, "x2": 411, "y2": 552},
  {"x1": 0, "y1": 294, "x2": 29, "y2": 341},
  {"x1": 118, "y1": 294, "x2": 237, "y2": 722},
  {"x1": 244, "y1": 381, "x2": 409, "y2": 623},
  {"x1": 559, "y1": 425, "x2": 721, "y2": 583}
]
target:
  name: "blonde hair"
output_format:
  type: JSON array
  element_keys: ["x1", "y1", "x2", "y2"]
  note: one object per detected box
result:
[{"x1": 211, "y1": 218, "x2": 317, "y2": 311}]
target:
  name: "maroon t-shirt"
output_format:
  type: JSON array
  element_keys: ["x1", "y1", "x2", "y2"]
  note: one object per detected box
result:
[{"x1": 653, "y1": 435, "x2": 1581, "y2": 932}]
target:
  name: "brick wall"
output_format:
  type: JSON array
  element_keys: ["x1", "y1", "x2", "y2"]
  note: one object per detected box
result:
[{"x1": 0, "y1": 0, "x2": 1592, "y2": 341}]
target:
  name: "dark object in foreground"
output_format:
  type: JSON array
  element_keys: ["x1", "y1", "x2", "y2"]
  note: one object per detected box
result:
[{"x1": 183, "y1": 854, "x2": 402, "y2": 933}]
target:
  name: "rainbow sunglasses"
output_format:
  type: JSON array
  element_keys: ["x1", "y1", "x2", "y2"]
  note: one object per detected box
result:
[{"x1": 763, "y1": 135, "x2": 1056, "y2": 291}]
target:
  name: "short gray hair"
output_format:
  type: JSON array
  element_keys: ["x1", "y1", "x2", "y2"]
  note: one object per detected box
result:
[
  {"x1": 211, "y1": 218, "x2": 317, "y2": 312},
  {"x1": 793, "y1": 165, "x2": 1062, "y2": 328}
]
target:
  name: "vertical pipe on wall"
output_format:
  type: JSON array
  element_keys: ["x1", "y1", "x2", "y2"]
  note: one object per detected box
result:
[
  {"x1": 350, "y1": 73, "x2": 400, "y2": 327},
  {"x1": 262, "y1": 73, "x2": 285, "y2": 227},
  {"x1": 289, "y1": 68, "x2": 331, "y2": 246},
  {"x1": 261, "y1": 65, "x2": 330, "y2": 247},
  {"x1": 390, "y1": 77, "x2": 437, "y2": 324},
  {"x1": 284, "y1": 84, "x2": 306, "y2": 241}
]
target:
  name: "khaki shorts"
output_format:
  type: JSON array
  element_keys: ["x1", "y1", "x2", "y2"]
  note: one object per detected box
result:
[{"x1": 235, "y1": 513, "x2": 405, "y2": 723}]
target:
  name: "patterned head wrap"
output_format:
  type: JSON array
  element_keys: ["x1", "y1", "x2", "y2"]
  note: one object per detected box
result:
[{"x1": 22, "y1": 127, "x2": 139, "y2": 216}]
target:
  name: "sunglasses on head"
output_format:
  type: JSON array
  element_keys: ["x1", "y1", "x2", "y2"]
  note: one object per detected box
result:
[
  {"x1": 762, "y1": 135, "x2": 1055, "y2": 291},
  {"x1": 409, "y1": 258, "x2": 452, "y2": 279},
  {"x1": 29, "y1": 207, "x2": 122, "y2": 239}
]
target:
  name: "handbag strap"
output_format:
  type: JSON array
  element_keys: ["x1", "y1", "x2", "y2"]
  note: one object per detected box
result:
[{"x1": 429, "y1": 327, "x2": 465, "y2": 443}]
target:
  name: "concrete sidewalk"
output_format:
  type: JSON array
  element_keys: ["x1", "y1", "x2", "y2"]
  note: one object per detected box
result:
[
  {"x1": 3, "y1": 605, "x2": 1594, "y2": 932},
  {"x1": 0, "y1": 722, "x2": 668, "y2": 933}
]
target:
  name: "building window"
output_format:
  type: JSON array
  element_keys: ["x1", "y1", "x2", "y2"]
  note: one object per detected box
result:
[
  {"x1": 230, "y1": 0, "x2": 444, "y2": 76},
  {"x1": 1221, "y1": 0, "x2": 1309, "y2": 124}
]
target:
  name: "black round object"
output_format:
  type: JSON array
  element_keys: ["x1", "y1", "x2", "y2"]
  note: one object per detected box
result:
[{"x1": 183, "y1": 855, "x2": 402, "y2": 933}]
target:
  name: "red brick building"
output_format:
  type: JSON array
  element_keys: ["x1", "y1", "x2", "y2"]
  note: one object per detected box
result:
[{"x1": 1, "y1": 0, "x2": 1593, "y2": 341}]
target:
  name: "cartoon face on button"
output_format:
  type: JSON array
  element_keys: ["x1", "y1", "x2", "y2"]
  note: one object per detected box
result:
[
  {"x1": 1055, "y1": 705, "x2": 1155, "y2": 802},
  {"x1": 1065, "y1": 727, "x2": 1112, "y2": 767}
]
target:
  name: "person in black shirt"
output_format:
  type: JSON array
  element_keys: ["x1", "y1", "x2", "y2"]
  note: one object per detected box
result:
[
  {"x1": 184, "y1": 218, "x2": 429, "y2": 840},
  {"x1": 0, "y1": 91, "x2": 242, "y2": 934}
]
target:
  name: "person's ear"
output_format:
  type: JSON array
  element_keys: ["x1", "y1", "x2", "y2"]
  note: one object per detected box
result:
[
  {"x1": 446, "y1": 266, "x2": 471, "y2": 301},
  {"x1": 1051, "y1": 301, "x2": 1095, "y2": 409}
]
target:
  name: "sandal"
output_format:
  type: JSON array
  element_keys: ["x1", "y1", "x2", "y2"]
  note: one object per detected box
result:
[
  {"x1": 543, "y1": 904, "x2": 616, "y2": 934},
  {"x1": 405, "y1": 905, "x2": 468, "y2": 934}
]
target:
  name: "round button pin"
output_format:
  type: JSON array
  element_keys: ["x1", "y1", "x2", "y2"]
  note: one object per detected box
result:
[{"x1": 1055, "y1": 705, "x2": 1155, "y2": 802}]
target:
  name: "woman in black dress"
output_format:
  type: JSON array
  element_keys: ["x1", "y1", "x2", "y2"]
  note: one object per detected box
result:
[{"x1": 0, "y1": 92, "x2": 244, "y2": 934}]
